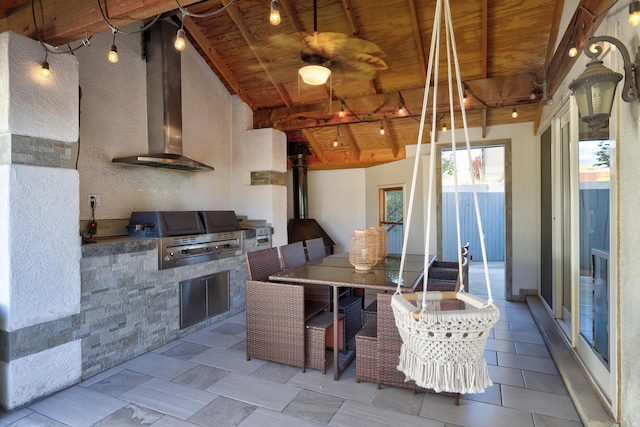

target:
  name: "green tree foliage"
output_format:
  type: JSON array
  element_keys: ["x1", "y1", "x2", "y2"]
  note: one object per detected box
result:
[{"x1": 593, "y1": 141, "x2": 610, "y2": 168}]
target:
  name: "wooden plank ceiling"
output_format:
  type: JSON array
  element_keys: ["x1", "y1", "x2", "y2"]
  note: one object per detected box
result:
[{"x1": 0, "y1": 0, "x2": 614, "y2": 170}]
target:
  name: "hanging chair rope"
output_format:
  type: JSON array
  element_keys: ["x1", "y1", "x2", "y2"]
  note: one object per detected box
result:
[{"x1": 390, "y1": 0, "x2": 499, "y2": 395}]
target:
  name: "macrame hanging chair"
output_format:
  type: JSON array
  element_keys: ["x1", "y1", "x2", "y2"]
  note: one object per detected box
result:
[{"x1": 390, "y1": 0, "x2": 500, "y2": 395}]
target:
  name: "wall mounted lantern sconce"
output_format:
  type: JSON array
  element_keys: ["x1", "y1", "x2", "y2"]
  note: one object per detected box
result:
[{"x1": 569, "y1": 35, "x2": 640, "y2": 132}]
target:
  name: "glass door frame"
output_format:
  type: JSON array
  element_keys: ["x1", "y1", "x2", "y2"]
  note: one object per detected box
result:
[{"x1": 551, "y1": 94, "x2": 618, "y2": 413}]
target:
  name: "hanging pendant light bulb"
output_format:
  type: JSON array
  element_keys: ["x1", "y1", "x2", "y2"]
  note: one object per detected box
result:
[
  {"x1": 175, "y1": 27, "x2": 187, "y2": 51},
  {"x1": 333, "y1": 126, "x2": 342, "y2": 147},
  {"x1": 529, "y1": 88, "x2": 536, "y2": 101},
  {"x1": 270, "y1": 0, "x2": 282, "y2": 25},
  {"x1": 511, "y1": 108, "x2": 518, "y2": 118},
  {"x1": 568, "y1": 40, "x2": 578, "y2": 57},
  {"x1": 40, "y1": 60, "x2": 51, "y2": 78},
  {"x1": 441, "y1": 114, "x2": 447, "y2": 132},
  {"x1": 463, "y1": 91, "x2": 468, "y2": 104},
  {"x1": 339, "y1": 101, "x2": 345, "y2": 118},
  {"x1": 398, "y1": 92, "x2": 406, "y2": 114},
  {"x1": 108, "y1": 30, "x2": 119, "y2": 63},
  {"x1": 379, "y1": 122, "x2": 385, "y2": 135},
  {"x1": 630, "y1": 1, "x2": 640, "y2": 26}
]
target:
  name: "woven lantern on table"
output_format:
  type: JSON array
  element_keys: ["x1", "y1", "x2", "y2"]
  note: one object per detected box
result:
[
  {"x1": 369, "y1": 226, "x2": 388, "y2": 260},
  {"x1": 349, "y1": 229, "x2": 378, "y2": 270}
]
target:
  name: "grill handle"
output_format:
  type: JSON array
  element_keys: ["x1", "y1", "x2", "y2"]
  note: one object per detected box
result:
[{"x1": 126, "y1": 223, "x2": 157, "y2": 231}]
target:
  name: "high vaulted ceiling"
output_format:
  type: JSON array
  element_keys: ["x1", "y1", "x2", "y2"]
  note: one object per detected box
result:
[{"x1": 0, "y1": 0, "x2": 616, "y2": 170}]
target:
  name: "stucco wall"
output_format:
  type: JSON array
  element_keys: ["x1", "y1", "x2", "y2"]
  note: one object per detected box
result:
[
  {"x1": 0, "y1": 32, "x2": 78, "y2": 141},
  {"x1": 0, "y1": 31, "x2": 82, "y2": 410},
  {"x1": 602, "y1": 13, "x2": 640, "y2": 427},
  {"x1": 72, "y1": 23, "x2": 234, "y2": 222},
  {"x1": 538, "y1": 5, "x2": 640, "y2": 424},
  {"x1": 231, "y1": 96, "x2": 287, "y2": 247},
  {"x1": 366, "y1": 156, "x2": 428, "y2": 255},
  {"x1": 434, "y1": 123, "x2": 539, "y2": 298},
  {"x1": 304, "y1": 168, "x2": 367, "y2": 253}
]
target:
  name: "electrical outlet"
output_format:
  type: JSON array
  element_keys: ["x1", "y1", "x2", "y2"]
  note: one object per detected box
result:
[{"x1": 88, "y1": 194, "x2": 101, "y2": 207}]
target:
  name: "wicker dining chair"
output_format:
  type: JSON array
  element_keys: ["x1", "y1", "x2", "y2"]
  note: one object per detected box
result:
[
  {"x1": 245, "y1": 279, "x2": 335, "y2": 373},
  {"x1": 245, "y1": 279, "x2": 306, "y2": 370},
  {"x1": 426, "y1": 256, "x2": 468, "y2": 291},
  {"x1": 245, "y1": 247, "x2": 282, "y2": 281},
  {"x1": 279, "y1": 241, "x2": 307, "y2": 269},
  {"x1": 305, "y1": 237, "x2": 327, "y2": 261}
]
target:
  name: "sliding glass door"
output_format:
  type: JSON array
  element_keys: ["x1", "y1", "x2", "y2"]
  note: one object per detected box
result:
[{"x1": 551, "y1": 97, "x2": 617, "y2": 412}]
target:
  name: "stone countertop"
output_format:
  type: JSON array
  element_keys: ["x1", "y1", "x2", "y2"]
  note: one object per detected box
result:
[{"x1": 81, "y1": 236, "x2": 156, "y2": 258}]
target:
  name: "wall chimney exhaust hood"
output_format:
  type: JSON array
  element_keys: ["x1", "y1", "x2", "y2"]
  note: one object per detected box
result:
[{"x1": 113, "y1": 20, "x2": 214, "y2": 172}]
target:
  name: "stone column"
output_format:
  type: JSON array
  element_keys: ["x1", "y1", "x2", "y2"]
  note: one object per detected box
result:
[{"x1": 0, "y1": 31, "x2": 81, "y2": 411}]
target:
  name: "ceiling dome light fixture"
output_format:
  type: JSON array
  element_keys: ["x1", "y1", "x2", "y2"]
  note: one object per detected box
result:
[
  {"x1": 175, "y1": 27, "x2": 187, "y2": 51},
  {"x1": 630, "y1": 1, "x2": 640, "y2": 26},
  {"x1": 270, "y1": 0, "x2": 282, "y2": 26},
  {"x1": 299, "y1": 0, "x2": 331, "y2": 85},
  {"x1": 298, "y1": 64, "x2": 331, "y2": 85},
  {"x1": 569, "y1": 35, "x2": 640, "y2": 132}
]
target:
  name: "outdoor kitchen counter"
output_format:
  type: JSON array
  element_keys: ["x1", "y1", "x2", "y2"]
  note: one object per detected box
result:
[{"x1": 81, "y1": 236, "x2": 156, "y2": 258}]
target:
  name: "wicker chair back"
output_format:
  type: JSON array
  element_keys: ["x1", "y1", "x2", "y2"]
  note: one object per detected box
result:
[
  {"x1": 305, "y1": 237, "x2": 326, "y2": 261},
  {"x1": 245, "y1": 247, "x2": 282, "y2": 281},
  {"x1": 279, "y1": 241, "x2": 307, "y2": 269}
]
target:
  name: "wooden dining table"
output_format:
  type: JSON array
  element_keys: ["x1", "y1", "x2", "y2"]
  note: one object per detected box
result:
[{"x1": 269, "y1": 252, "x2": 436, "y2": 380}]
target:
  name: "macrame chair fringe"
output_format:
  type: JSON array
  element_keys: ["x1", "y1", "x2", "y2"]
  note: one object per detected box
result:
[
  {"x1": 391, "y1": 292, "x2": 500, "y2": 394},
  {"x1": 390, "y1": 0, "x2": 500, "y2": 396}
]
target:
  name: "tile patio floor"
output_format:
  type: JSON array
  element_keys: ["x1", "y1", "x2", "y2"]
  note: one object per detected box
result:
[{"x1": 0, "y1": 262, "x2": 585, "y2": 427}]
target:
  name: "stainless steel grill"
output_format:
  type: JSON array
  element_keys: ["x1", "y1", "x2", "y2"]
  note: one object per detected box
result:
[{"x1": 127, "y1": 211, "x2": 242, "y2": 270}]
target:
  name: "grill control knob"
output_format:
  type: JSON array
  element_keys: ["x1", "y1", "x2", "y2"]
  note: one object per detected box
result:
[
  {"x1": 204, "y1": 247, "x2": 211, "y2": 252},
  {"x1": 223, "y1": 243, "x2": 230, "y2": 249},
  {"x1": 181, "y1": 249, "x2": 190, "y2": 255}
]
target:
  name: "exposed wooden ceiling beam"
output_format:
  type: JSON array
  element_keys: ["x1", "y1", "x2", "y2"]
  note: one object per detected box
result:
[
  {"x1": 481, "y1": 0, "x2": 488, "y2": 138},
  {"x1": 0, "y1": 1, "x2": 22, "y2": 19},
  {"x1": 255, "y1": 73, "x2": 537, "y2": 131},
  {"x1": 546, "y1": 0, "x2": 616, "y2": 99},
  {"x1": 221, "y1": 0, "x2": 292, "y2": 107},
  {"x1": 302, "y1": 129, "x2": 324, "y2": 163},
  {"x1": 280, "y1": 0, "x2": 306, "y2": 32},
  {"x1": 533, "y1": 0, "x2": 564, "y2": 133},
  {"x1": 383, "y1": 119, "x2": 400, "y2": 158},
  {"x1": 544, "y1": 0, "x2": 565, "y2": 71},
  {"x1": 408, "y1": 0, "x2": 427, "y2": 83},
  {"x1": 184, "y1": 17, "x2": 255, "y2": 110},
  {"x1": 341, "y1": 0, "x2": 359, "y2": 35},
  {"x1": 0, "y1": 0, "x2": 202, "y2": 45},
  {"x1": 340, "y1": 124, "x2": 361, "y2": 160}
]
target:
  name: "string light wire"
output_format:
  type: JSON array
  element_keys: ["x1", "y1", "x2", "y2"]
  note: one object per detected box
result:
[
  {"x1": 175, "y1": 0, "x2": 238, "y2": 19},
  {"x1": 97, "y1": 0, "x2": 161, "y2": 35}
]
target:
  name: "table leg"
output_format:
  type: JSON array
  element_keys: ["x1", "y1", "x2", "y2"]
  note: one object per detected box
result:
[
  {"x1": 333, "y1": 285, "x2": 356, "y2": 380},
  {"x1": 333, "y1": 285, "x2": 339, "y2": 380}
]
